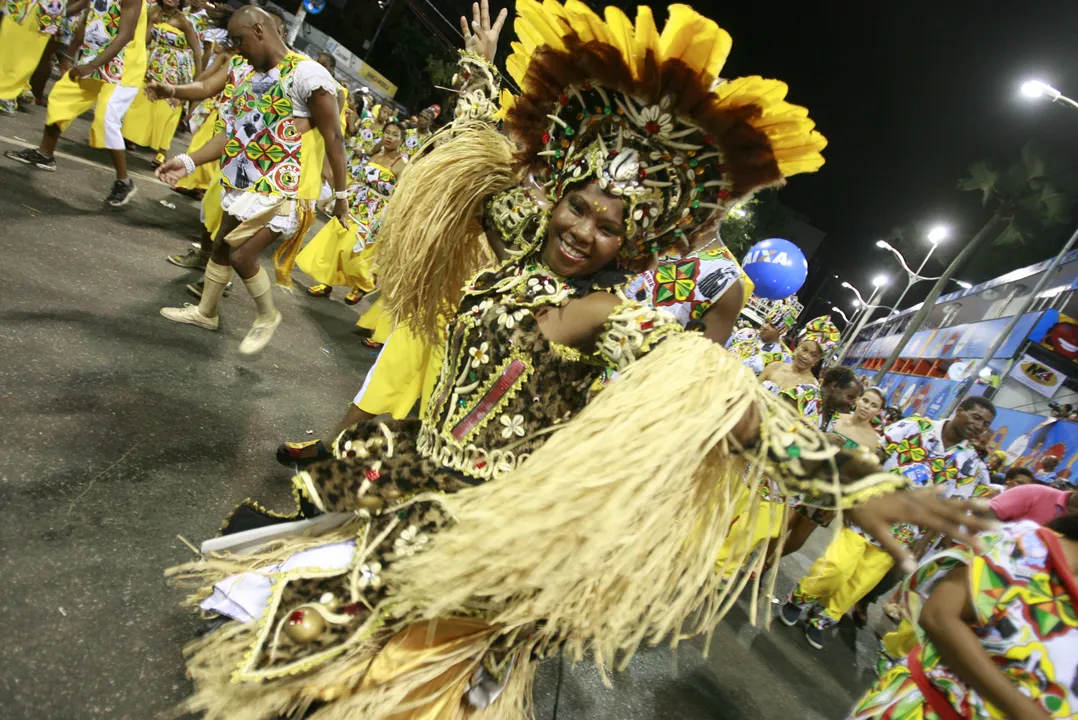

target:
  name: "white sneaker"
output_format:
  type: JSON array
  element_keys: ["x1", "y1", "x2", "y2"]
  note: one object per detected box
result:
[
  {"x1": 239, "y1": 311, "x2": 282, "y2": 354},
  {"x1": 160, "y1": 303, "x2": 219, "y2": 330}
]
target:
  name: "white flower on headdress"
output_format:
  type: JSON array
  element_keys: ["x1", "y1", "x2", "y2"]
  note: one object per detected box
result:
[
  {"x1": 393, "y1": 525, "x2": 429, "y2": 557},
  {"x1": 496, "y1": 305, "x2": 526, "y2": 329},
  {"x1": 528, "y1": 277, "x2": 556, "y2": 294},
  {"x1": 499, "y1": 414, "x2": 526, "y2": 438},
  {"x1": 469, "y1": 342, "x2": 490, "y2": 367},
  {"x1": 357, "y1": 562, "x2": 383, "y2": 590},
  {"x1": 639, "y1": 104, "x2": 674, "y2": 136}
]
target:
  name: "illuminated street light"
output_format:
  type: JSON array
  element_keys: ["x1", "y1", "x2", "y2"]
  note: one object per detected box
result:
[
  {"x1": 1020, "y1": 79, "x2": 1078, "y2": 110},
  {"x1": 927, "y1": 225, "x2": 949, "y2": 244},
  {"x1": 872, "y1": 274, "x2": 888, "y2": 287},
  {"x1": 827, "y1": 303, "x2": 851, "y2": 324},
  {"x1": 955, "y1": 280, "x2": 972, "y2": 290}
]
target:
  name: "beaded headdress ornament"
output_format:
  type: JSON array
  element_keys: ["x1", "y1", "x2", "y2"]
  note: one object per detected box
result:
[{"x1": 499, "y1": 0, "x2": 827, "y2": 262}]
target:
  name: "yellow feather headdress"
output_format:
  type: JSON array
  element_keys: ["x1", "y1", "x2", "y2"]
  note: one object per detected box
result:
[{"x1": 501, "y1": 0, "x2": 826, "y2": 259}]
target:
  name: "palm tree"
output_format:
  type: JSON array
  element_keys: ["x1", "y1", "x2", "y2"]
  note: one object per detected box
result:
[{"x1": 872, "y1": 144, "x2": 1071, "y2": 383}]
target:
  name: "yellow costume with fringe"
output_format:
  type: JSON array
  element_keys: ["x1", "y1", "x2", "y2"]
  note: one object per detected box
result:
[{"x1": 165, "y1": 5, "x2": 914, "y2": 720}]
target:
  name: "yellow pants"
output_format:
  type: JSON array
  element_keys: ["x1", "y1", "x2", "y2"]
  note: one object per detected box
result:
[
  {"x1": 176, "y1": 108, "x2": 219, "y2": 191},
  {"x1": 0, "y1": 13, "x2": 49, "y2": 101},
  {"x1": 788, "y1": 526, "x2": 894, "y2": 628},
  {"x1": 357, "y1": 296, "x2": 393, "y2": 344},
  {"x1": 353, "y1": 323, "x2": 442, "y2": 419},
  {"x1": 122, "y1": 91, "x2": 182, "y2": 152},
  {"x1": 715, "y1": 486, "x2": 787, "y2": 576},
  {"x1": 46, "y1": 75, "x2": 140, "y2": 150}
]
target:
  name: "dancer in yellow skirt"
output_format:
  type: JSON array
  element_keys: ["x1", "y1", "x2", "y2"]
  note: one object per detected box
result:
[
  {"x1": 5, "y1": 0, "x2": 147, "y2": 207},
  {"x1": 0, "y1": 0, "x2": 71, "y2": 117},
  {"x1": 122, "y1": 0, "x2": 200, "y2": 166},
  {"x1": 298, "y1": 120, "x2": 406, "y2": 304}
]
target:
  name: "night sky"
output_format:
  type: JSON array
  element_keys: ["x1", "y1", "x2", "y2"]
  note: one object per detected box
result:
[{"x1": 351, "y1": 0, "x2": 1078, "y2": 314}]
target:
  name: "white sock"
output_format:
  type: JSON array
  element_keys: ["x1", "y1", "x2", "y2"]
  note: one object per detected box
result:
[
  {"x1": 198, "y1": 260, "x2": 232, "y2": 318},
  {"x1": 243, "y1": 266, "x2": 277, "y2": 324}
]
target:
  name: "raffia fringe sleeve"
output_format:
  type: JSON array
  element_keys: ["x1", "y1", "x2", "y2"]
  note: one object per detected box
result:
[
  {"x1": 382, "y1": 332, "x2": 910, "y2": 685},
  {"x1": 452, "y1": 50, "x2": 501, "y2": 124}
]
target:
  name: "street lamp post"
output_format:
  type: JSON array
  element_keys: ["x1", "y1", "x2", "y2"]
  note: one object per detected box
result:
[
  {"x1": 834, "y1": 276, "x2": 888, "y2": 364},
  {"x1": 877, "y1": 226, "x2": 948, "y2": 316},
  {"x1": 1021, "y1": 80, "x2": 1078, "y2": 111},
  {"x1": 828, "y1": 303, "x2": 851, "y2": 325}
]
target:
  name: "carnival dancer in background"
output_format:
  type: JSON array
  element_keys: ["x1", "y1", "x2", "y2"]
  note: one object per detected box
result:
[
  {"x1": 848, "y1": 517, "x2": 1078, "y2": 720},
  {"x1": 5, "y1": 0, "x2": 147, "y2": 207},
  {"x1": 166, "y1": 5, "x2": 1005, "y2": 718},
  {"x1": 28, "y1": 0, "x2": 90, "y2": 103},
  {"x1": 727, "y1": 316, "x2": 793, "y2": 374},
  {"x1": 155, "y1": 6, "x2": 346, "y2": 354},
  {"x1": 298, "y1": 121, "x2": 406, "y2": 303},
  {"x1": 403, "y1": 103, "x2": 438, "y2": 154},
  {"x1": 782, "y1": 396, "x2": 995, "y2": 650},
  {"x1": 121, "y1": 0, "x2": 201, "y2": 166},
  {"x1": 759, "y1": 339, "x2": 822, "y2": 393},
  {"x1": 1, "y1": 0, "x2": 89, "y2": 116}
]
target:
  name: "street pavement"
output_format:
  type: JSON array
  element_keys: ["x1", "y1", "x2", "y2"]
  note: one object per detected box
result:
[{"x1": 0, "y1": 103, "x2": 890, "y2": 719}]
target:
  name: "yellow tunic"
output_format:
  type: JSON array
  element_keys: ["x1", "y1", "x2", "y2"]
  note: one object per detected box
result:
[{"x1": 0, "y1": 0, "x2": 58, "y2": 102}]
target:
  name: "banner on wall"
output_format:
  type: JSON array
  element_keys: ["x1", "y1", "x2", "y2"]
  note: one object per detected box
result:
[
  {"x1": 1038, "y1": 311, "x2": 1078, "y2": 365},
  {"x1": 1008, "y1": 353, "x2": 1065, "y2": 397},
  {"x1": 855, "y1": 312, "x2": 1044, "y2": 361}
]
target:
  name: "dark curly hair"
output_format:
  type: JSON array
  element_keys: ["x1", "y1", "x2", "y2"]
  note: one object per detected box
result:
[{"x1": 820, "y1": 366, "x2": 858, "y2": 389}]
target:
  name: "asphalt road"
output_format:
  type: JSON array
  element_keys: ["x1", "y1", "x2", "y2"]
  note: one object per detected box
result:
[{"x1": 0, "y1": 103, "x2": 889, "y2": 720}]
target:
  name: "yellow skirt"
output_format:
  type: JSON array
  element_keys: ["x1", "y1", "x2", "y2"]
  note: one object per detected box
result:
[
  {"x1": 356, "y1": 295, "x2": 393, "y2": 344},
  {"x1": 176, "y1": 108, "x2": 219, "y2": 191},
  {"x1": 0, "y1": 14, "x2": 49, "y2": 100},
  {"x1": 355, "y1": 321, "x2": 443, "y2": 418},
  {"x1": 121, "y1": 92, "x2": 182, "y2": 151},
  {"x1": 201, "y1": 171, "x2": 225, "y2": 237},
  {"x1": 295, "y1": 218, "x2": 378, "y2": 292}
]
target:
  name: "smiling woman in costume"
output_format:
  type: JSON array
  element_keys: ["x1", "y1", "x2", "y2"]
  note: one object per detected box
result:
[{"x1": 169, "y1": 2, "x2": 996, "y2": 718}]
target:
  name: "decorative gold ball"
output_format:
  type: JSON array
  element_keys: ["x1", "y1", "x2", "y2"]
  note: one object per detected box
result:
[{"x1": 284, "y1": 608, "x2": 325, "y2": 645}]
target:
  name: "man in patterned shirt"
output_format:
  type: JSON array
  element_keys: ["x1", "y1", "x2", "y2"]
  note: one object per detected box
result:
[{"x1": 779, "y1": 395, "x2": 995, "y2": 650}]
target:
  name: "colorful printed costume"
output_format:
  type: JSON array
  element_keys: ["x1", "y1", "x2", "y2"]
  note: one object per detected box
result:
[
  {"x1": 0, "y1": 0, "x2": 67, "y2": 115},
  {"x1": 727, "y1": 325, "x2": 793, "y2": 376},
  {"x1": 41, "y1": 0, "x2": 148, "y2": 150},
  {"x1": 849, "y1": 520, "x2": 1078, "y2": 720},
  {"x1": 122, "y1": 18, "x2": 197, "y2": 153},
  {"x1": 627, "y1": 244, "x2": 753, "y2": 322},
  {"x1": 788, "y1": 416, "x2": 990, "y2": 630},
  {"x1": 164, "y1": 5, "x2": 923, "y2": 719}
]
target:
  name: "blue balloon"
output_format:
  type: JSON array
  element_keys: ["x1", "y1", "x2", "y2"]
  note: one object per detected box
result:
[
  {"x1": 741, "y1": 238, "x2": 808, "y2": 300},
  {"x1": 303, "y1": 0, "x2": 325, "y2": 14}
]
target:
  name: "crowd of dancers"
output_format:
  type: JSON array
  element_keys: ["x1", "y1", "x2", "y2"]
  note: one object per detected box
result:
[{"x1": 3, "y1": 0, "x2": 1076, "y2": 718}]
